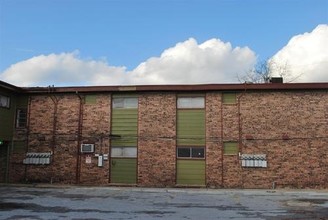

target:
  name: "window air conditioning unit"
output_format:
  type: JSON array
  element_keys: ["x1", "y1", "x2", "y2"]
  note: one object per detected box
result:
[{"x1": 81, "y1": 144, "x2": 95, "y2": 153}]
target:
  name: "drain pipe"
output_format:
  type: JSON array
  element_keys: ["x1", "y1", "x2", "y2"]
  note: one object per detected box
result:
[
  {"x1": 24, "y1": 96, "x2": 32, "y2": 182},
  {"x1": 48, "y1": 86, "x2": 58, "y2": 158},
  {"x1": 237, "y1": 83, "x2": 247, "y2": 188},
  {"x1": 220, "y1": 93, "x2": 224, "y2": 187},
  {"x1": 75, "y1": 92, "x2": 84, "y2": 184}
]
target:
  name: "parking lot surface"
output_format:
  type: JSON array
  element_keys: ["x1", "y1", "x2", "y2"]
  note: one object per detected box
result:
[{"x1": 0, "y1": 185, "x2": 327, "y2": 219}]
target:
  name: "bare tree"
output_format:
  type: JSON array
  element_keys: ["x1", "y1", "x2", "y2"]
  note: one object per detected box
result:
[{"x1": 238, "y1": 59, "x2": 291, "y2": 83}]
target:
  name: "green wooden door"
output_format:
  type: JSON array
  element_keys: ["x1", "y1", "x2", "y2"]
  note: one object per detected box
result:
[
  {"x1": 111, "y1": 158, "x2": 137, "y2": 184},
  {"x1": 110, "y1": 96, "x2": 138, "y2": 184},
  {"x1": 177, "y1": 160, "x2": 205, "y2": 185},
  {"x1": 0, "y1": 142, "x2": 9, "y2": 183}
]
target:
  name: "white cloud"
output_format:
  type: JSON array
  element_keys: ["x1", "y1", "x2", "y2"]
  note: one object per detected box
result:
[
  {"x1": 270, "y1": 24, "x2": 328, "y2": 82},
  {"x1": 0, "y1": 38, "x2": 256, "y2": 86},
  {"x1": 131, "y1": 38, "x2": 256, "y2": 84},
  {"x1": 1, "y1": 25, "x2": 327, "y2": 87},
  {"x1": 0, "y1": 51, "x2": 127, "y2": 86}
]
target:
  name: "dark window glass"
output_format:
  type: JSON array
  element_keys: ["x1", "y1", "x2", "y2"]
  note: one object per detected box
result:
[
  {"x1": 192, "y1": 148, "x2": 204, "y2": 158},
  {"x1": 177, "y1": 148, "x2": 191, "y2": 157}
]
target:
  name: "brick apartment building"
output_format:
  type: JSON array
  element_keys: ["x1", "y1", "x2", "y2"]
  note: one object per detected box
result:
[{"x1": 0, "y1": 80, "x2": 327, "y2": 189}]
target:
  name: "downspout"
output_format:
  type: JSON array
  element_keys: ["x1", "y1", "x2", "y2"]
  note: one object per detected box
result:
[
  {"x1": 237, "y1": 83, "x2": 247, "y2": 188},
  {"x1": 220, "y1": 93, "x2": 224, "y2": 187},
  {"x1": 48, "y1": 87, "x2": 58, "y2": 157},
  {"x1": 75, "y1": 92, "x2": 84, "y2": 184},
  {"x1": 24, "y1": 96, "x2": 32, "y2": 182}
]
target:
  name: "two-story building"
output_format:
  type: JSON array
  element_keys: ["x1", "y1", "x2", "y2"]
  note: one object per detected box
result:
[{"x1": 1, "y1": 80, "x2": 327, "y2": 188}]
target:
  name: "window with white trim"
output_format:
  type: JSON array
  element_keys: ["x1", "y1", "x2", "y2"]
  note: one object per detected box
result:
[
  {"x1": 111, "y1": 147, "x2": 137, "y2": 158},
  {"x1": 177, "y1": 97, "x2": 204, "y2": 109},
  {"x1": 16, "y1": 108, "x2": 27, "y2": 128},
  {"x1": 112, "y1": 97, "x2": 138, "y2": 109},
  {"x1": 0, "y1": 95, "x2": 10, "y2": 108}
]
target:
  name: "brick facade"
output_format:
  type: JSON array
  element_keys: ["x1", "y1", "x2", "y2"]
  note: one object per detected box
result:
[{"x1": 6, "y1": 87, "x2": 328, "y2": 189}]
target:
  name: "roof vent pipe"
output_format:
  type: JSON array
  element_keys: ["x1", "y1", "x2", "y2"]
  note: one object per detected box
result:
[{"x1": 270, "y1": 77, "x2": 283, "y2": 83}]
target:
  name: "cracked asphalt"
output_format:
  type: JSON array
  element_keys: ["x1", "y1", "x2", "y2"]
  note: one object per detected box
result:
[{"x1": 0, "y1": 185, "x2": 327, "y2": 219}]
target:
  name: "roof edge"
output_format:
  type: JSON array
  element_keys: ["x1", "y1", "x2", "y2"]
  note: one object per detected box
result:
[
  {"x1": 0, "y1": 80, "x2": 23, "y2": 93},
  {"x1": 20, "y1": 82, "x2": 328, "y2": 94}
]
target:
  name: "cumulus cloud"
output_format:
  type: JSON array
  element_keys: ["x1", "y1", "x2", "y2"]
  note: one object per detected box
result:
[
  {"x1": 0, "y1": 51, "x2": 127, "y2": 86},
  {"x1": 1, "y1": 25, "x2": 327, "y2": 87},
  {"x1": 131, "y1": 38, "x2": 256, "y2": 84},
  {"x1": 0, "y1": 38, "x2": 256, "y2": 86},
  {"x1": 270, "y1": 24, "x2": 328, "y2": 82}
]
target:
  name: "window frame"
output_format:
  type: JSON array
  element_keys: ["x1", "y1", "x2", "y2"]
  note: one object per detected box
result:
[
  {"x1": 0, "y1": 94, "x2": 10, "y2": 109},
  {"x1": 112, "y1": 97, "x2": 138, "y2": 109},
  {"x1": 15, "y1": 108, "x2": 27, "y2": 128},
  {"x1": 177, "y1": 146, "x2": 205, "y2": 159},
  {"x1": 111, "y1": 146, "x2": 137, "y2": 158},
  {"x1": 177, "y1": 97, "x2": 205, "y2": 109}
]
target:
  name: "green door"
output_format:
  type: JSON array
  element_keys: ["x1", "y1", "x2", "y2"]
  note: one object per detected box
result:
[
  {"x1": 0, "y1": 143, "x2": 8, "y2": 183},
  {"x1": 177, "y1": 160, "x2": 205, "y2": 185},
  {"x1": 111, "y1": 158, "x2": 137, "y2": 184},
  {"x1": 110, "y1": 96, "x2": 138, "y2": 184}
]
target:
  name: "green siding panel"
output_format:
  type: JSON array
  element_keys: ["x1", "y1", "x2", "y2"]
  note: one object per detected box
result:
[
  {"x1": 224, "y1": 142, "x2": 238, "y2": 155},
  {"x1": 85, "y1": 95, "x2": 97, "y2": 104},
  {"x1": 111, "y1": 109, "x2": 138, "y2": 146},
  {"x1": 177, "y1": 110, "x2": 205, "y2": 146},
  {"x1": 111, "y1": 158, "x2": 137, "y2": 184},
  {"x1": 223, "y1": 93, "x2": 237, "y2": 104},
  {"x1": 0, "y1": 90, "x2": 18, "y2": 140},
  {"x1": 177, "y1": 160, "x2": 205, "y2": 185}
]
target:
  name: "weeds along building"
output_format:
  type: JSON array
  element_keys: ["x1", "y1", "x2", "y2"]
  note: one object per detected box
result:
[{"x1": 0, "y1": 80, "x2": 327, "y2": 188}]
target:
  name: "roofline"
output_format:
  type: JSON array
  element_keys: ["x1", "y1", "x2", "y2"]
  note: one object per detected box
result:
[
  {"x1": 0, "y1": 80, "x2": 23, "y2": 93},
  {"x1": 21, "y1": 82, "x2": 328, "y2": 94}
]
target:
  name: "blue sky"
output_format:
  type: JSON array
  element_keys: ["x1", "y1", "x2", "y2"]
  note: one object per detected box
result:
[{"x1": 0, "y1": 0, "x2": 327, "y2": 86}]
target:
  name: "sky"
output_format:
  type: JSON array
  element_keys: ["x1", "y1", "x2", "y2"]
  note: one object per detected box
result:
[{"x1": 0, "y1": 0, "x2": 327, "y2": 86}]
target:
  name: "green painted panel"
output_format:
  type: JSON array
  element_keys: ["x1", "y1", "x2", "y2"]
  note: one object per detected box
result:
[
  {"x1": 112, "y1": 109, "x2": 138, "y2": 146},
  {"x1": 16, "y1": 96, "x2": 28, "y2": 108},
  {"x1": 223, "y1": 93, "x2": 237, "y2": 104},
  {"x1": 224, "y1": 142, "x2": 238, "y2": 155},
  {"x1": 85, "y1": 95, "x2": 97, "y2": 104},
  {"x1": 0, "y1": 91, "x2": 17, "y2": 140},
  {"x1": 12, "y1": 141, "x2": 26, "y2": 153},
  {"x1": 177, "y1": 110, "x2": 205, "y2": 146},
  {"x1": 177, "y1": 160, "x2": 205, "y2": 185},
  {"x1": 111, "y1": 158, "x2": 137, "y2": 184}
]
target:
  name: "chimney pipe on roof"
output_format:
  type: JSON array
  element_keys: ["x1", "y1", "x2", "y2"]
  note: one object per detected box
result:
[{"x1": 270, "y1": 77, "x2": 283, "y2": 83}]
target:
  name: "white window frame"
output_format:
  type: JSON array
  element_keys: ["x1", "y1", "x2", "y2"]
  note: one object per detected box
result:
[
  {"x1": 111, "y1": 147, "x2": 137, "y2": 158},
  {"x1": 112, "y1": 97, "x2": 138, "y2": 109},
  {"x1": 177, "y1": 97, "x2": 204, "y2": 109},
  {"x1": 0, "y1": 95, "x2": 10, "y2": 108}
]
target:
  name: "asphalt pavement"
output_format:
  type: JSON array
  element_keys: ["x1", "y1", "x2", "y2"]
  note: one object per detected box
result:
[{"x1": 0, "y1": 185, "x2": 327, "y2": 219}]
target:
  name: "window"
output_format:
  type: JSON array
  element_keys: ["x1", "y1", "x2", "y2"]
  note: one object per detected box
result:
[
  {"x1": 177, "y1": 147, "x2": 204, "y2": 158},
  {"x1": 113, "y1": 97, "x2": 138, "y2": 109},
  {"x1": 177, "y1": 97, "x2": 204, "y2": 109},
  {"x1": 224, "y1": 142, "x2": 238, "y2": 155},
  {"x1": 0, "y1": 95, "x2": 10, "y2": 108},
  {"x1": 16, "y1": 108, "x2": 27, "y2": 128},
  {"x1": 111, "y1": 147, "x2": 137, "y2": 158},
  {"x1": 222, "y1": 93, "x2": 237, "y2": 104}
]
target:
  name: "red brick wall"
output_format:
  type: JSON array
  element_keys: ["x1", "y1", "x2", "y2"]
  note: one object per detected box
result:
[
  {"x1": 240, "y1": 91, "x2": 328, "y2": 189},
  {"x1": 8, "y1": 90, "x2": 328, "y2": 189},
  {"x1": 138, "y1": 93, "x2": 176, "y2": 187},
  {"x1": 205, "y1": 92, "x2": 223, "y2": 187},
  {"x1": 79, "y1": 94, "x2": 111, "y2": 185}
]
